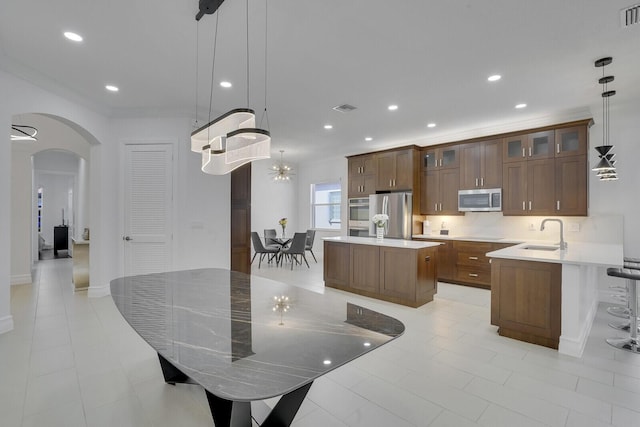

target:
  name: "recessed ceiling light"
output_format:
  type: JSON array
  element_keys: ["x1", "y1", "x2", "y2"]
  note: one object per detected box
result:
[
  {"x1": 324, "y1": 124, "x2": 333, "y2": 130},
  {"x1": 105, "y1": 85, "x2": 119, "y2": 92},
  {"x1": 388, "y1": 105, "x2": 398, "y2": 111},
  {"x1": 365, "y1": 137, "x2": 373, "y2": 141},
  {"x1": 427, "y1": 123, "x2": 436, "y2": 128},
  {"x1": 323, "y1": 360, "x2": 332, "y2": 365},
  {"x1": 488, "y1": 74, "x2": 502, "y2": 82},
  {"x1": 64, "y1": 31, "x2": 83, "y2": 42},
  {"x1": 220, "y1": 81, "x2": 232, "y2": 88},
  {"x1": 515, "y1": 103, "x2": 527, "y2": 109}
]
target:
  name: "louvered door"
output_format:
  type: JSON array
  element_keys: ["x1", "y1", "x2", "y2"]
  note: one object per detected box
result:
[{"x1": 123, "y1": 144, "x2": 173, "y2": 276}]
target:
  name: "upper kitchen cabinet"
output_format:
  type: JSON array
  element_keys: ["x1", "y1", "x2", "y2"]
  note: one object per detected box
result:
[
  {"x1": 459, "y1": 139, "x2": 502, "y2": 190},
  {"x1": 503, "y1": 130, "x2": 555, "y2": 163},
  {"x1": 421, "y1": 168, "x2": 461, "y2": 215},
  {"x1": 423, "y1": 145, "x2": 459, "y2": 170},
  {"x1": 347, "y1": 154, "x2": 377, "y2": 198},
  {"x1": 503, "y1": 158, "x2": 556, "y2": 215},
  {"x1": 555, "y1": 155, "x2": 588, "y2": 215},
  {"x1": 555, "y1": 125, "x2": 587, "y2": 158},
  {"x1": 376, "y1": 148, "x2": 417, "y2": 191}
]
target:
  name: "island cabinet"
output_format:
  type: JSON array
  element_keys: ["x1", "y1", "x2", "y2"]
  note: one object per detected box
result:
[
  {"x1": 490, "y1": 258, "x2": 562, "y2": 349},
  {"x1": 459, "y1": 139, "x2": 502, "y2": 190},
  {"x1": 324, "y1": 239, "x2": 439, "y2": 308},
  {"x1": 375, "y1": 148, "x2": 417, "y2": 192},
  {"x1": 348, "y1": 154, "x2": 377, "y2": 198},
  {"x1": 412, "y1": 238, "x2": 455, "y2": 282},
  {"x1": 453, "y1": 241, "x2": 514, "y2": 289}
]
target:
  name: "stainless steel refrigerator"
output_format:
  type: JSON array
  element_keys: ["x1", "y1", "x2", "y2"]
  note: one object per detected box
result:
[{"x1": 369, "y1": 192, "x2": 413, "y2": 239}]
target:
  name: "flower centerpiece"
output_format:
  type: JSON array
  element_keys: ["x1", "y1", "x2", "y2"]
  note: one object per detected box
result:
[
  {"x1": 372, "y1": 214, "x2": 388, "y2": 240},
  {"x1": 279, "y1": 218, "x2": 287, "y2": 237}
]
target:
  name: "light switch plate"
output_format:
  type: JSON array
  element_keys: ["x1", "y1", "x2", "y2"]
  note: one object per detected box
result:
[{"x1": 569, "y1": 222, "x2": 580, "y2": 232}]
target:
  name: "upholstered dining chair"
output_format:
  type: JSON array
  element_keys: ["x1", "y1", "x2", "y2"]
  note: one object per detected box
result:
[
  {"x1": 263, "y1": 229, "x2": 279, "y2": 249},
  {"x1": 280, "y1": 232, "x2": 309, "y2": 270},
  {"x1": 251, "y1": 232, "x2": 280, "y2": 268},
  {"x1": 305, "y1": 229, "x2": 317, "y2": 263}
]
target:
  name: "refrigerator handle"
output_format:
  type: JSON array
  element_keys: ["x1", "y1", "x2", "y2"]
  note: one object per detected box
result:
[{"x1": 383, "y1": 196, "x2": 389, "y2": 231}]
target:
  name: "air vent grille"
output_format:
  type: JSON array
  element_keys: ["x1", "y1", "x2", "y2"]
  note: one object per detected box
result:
[
  {"x1": 333, "y1": 104, "x2": 357, "y2": 113},
  {"x1": 621, "y1": 4, "x2": 640, "y2": 27}
]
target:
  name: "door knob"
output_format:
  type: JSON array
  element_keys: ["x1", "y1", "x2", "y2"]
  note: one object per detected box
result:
[{"x1": 123, "y1": 236, "x2": 133, "y2": 241}]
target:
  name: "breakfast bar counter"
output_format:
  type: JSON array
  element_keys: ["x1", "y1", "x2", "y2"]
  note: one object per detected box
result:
[
  {"x1": 487, "y1": 241, "x2": 624, "y2": 357},
  {"x1": 323, "y1": 237, "x2": 441, "y2": 307}
]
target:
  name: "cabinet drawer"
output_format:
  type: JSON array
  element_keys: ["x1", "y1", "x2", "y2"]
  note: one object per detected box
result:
[
  {"x1": 456, "y1": 251, "x2": 490, "y2": 268},
  {"x1": 455, "y1": 267, "x2": 491, "y2": 286}
]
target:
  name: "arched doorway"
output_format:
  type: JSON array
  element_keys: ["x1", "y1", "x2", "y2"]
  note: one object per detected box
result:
[{"x1": 10, "y1": 113, "x2": 98, "y2": 290}]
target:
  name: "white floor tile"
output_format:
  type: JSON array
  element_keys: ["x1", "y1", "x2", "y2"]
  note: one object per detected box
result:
[
  {"x1": 23, "y1": 367, "x2": 82, "y2": 416},
  {"x1": 22, "y1": 400, "x2": 87, "y2": 427},
  {"x1": 477, "y1": 404, "x2": 549, "y2": 427}
]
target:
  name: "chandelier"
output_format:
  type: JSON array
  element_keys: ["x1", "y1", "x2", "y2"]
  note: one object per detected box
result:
[
  {"x1": 270, "y1": 150, "x2": 294, "y2": 182},
  {"x1": 190, "y1": 0, "x2": 271, "y2": 175},
  {"x1": 11, "y1": 124, "x2": 38, "y2": 142}
]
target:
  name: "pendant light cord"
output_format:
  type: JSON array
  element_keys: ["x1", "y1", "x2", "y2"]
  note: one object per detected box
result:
[
  {"x1": 602, "y1": 66, "x2": 606, "y2": 147},
  {"x1": 194, "y1": 22, "x2": 199, "y2": 128},
  {"x1": 246, "y1": 0, "x2": 250, "y2": 108},
  {"x1": 260, "y1": 0, "x2": 270, "y2": 130},
  {"x1": 207, "y1": 12, "x2": 220, "y2": 143}
]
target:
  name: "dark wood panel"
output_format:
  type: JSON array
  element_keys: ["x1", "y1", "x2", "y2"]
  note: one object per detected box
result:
[
  {"x1": 528, "y1": 159, "x2": 556, "y2": 214},
  {"x1": 481, "y1": 139, "x2": 502, "y2": 188},
  {"x1": 440, "y1": 168, "x2": 461, "y2": 214},
  {"x1": 502, "y1": 162, "x2": 527, "y2": 215},
  {"x1": 555, "y1": 155, "x2": 587, "y2": 216},
  {"x1": 350, "y1": 245, "x2": 380, "y2": 293},
  {"x1": 323, "y1": 241, "x2": 350, "y2": 287},
  {"x1": 230, "y1": 164, "x2": 251, "y2": 274},
  {"x1": 459, "y1": 143, "x2": 481, "y2": 190},
  {"x1": 379, "y1": 247, "x2": 416, "y2": 300}
]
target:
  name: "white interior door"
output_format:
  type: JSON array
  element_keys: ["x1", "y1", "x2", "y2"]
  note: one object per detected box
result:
[{"x1": 123, "y1": 144, "x2": 173, "y2": 276}]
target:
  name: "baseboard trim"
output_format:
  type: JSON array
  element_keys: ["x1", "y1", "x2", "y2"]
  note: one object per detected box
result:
[
  {"x1": 11, "y1": 274, "x2": 32, "y2": 286},
  {"x1": 558, "y1": 298, "x2": 598, "y2": 358},
  {"x1": 0, "y1": 315, "x2": 14, "y2": 334},
  {"x1": 88, "y1": 284, "x2": 110, "y2": 298}
]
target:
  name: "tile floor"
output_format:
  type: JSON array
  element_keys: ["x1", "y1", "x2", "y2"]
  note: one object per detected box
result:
[{"x1": 2, "y1": 255, "x2": 640, "y2": 426}]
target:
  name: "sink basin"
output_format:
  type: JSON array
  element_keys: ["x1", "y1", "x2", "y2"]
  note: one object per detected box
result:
[{"x1": 521, "y1": 244, "x2": 559, "y2": 251}]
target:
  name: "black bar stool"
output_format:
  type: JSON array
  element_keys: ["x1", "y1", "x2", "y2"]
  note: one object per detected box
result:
[
  {"x1": 606, "y1": 266, "x2": 640, "y2": 353},
  {"x1": 608, "y1": 258, "x2": 640, "y2": 331}
]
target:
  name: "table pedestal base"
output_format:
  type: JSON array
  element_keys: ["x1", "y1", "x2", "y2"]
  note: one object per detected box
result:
[{"x1": 157, "y1": 353, "x2": 312, "y2": 427}]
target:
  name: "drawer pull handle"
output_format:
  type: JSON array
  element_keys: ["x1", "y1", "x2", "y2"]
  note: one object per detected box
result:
[
  {"x1": 425, "y1": 256, "x2": 431, "y2": 261},
  {"x1": 469, "y1": 273, "x2": 479, "y2": 277},
  {"x1": 468, "y1": 256, "x2": 478, "y2": 260}
]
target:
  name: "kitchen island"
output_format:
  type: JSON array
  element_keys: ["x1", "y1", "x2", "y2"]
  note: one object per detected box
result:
[
  {"x1": 487, "y1": 241, "x2": 623, "y2": 357},
  {"x1": 323, "y1": 236, "x2": 441, "y2": 307}
]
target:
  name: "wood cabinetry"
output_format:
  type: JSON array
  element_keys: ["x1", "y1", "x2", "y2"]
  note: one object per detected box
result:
[
  {"x1": 423, "y1": 146, "x2": 459, "y2": 170},
  {"x1": 555, "y1": 155, "x2": 587, "y2": 215},
  {"x1": 452, "y1": 241, "x2": 513, "y2": 289},
  {"x1": 324, "y1": 240, "x2": 438, "y2": 307},
  {"x1": 503, "y1": 130, "x2": 555, "y2": 163},
  {"x1": 421, "y1": 167, "x2": 461, "y2": 215},
  {"x1": 376, "y1": 149, "x2": 415, "y2": 191},
  {"x1": 427, "y1": 239, "x2": 455, "y2": 282},
  {"x1": 348, "y1": 154, "x2": 377, "y2": 198},
  {"x1": 490, "y1": 258, "x2": 562, "y2": 349},
  {"x1": 555, "y1": 125, "x2": 587, "y2": 157},
  {"x1": 459, "y1": 139, "x2": 502, "y2": 189}
]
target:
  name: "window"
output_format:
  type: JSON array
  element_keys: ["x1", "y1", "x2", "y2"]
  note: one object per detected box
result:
[{"x1": 311, "y1": 182, "x2": 341, "y2": 230}]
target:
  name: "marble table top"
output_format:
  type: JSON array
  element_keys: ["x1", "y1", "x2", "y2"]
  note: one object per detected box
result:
[{"x1": 110, "y1": 268, "x2": 404, "y2": 402}]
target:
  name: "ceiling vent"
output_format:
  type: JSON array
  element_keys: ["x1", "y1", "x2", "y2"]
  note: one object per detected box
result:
[
  {"x1": 621, "y1": 4, "x2": 640, "y2": 27},
  {"x1": 333, "y1": 104, "x2": 358, "y2": 113}
]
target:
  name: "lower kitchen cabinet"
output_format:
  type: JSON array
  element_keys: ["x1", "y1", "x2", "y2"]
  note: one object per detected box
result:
[
  {"x1": 490, "y1": 258, "x2": 562, "y2": 349},
  {"x1": 324, "y1": 240, "x2": 439, "y2": 307}
]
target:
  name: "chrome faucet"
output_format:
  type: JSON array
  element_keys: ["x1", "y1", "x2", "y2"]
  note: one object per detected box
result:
[{"x1": 540, "y1": 218, "x2": 567, "y2": 250}]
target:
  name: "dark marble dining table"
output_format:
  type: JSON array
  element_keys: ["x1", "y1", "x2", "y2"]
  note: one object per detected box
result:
[{"x1": 110, "y1": 268, "x2": 404, "y2": 427}]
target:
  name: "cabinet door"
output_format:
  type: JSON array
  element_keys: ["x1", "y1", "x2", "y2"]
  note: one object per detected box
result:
[
  {"x1": 439, "y1": 146, "x2": 459, "y2": 169},
  {"x1": 503, "y1": 135, "x2": 527, "y2": 163},
  {"x1": 422, "y1": 170, "x2": 439, "y2": 215},
  {"x1": 379, "y1": 247, "x2": 416, "y2": 300},
  {"x1": 527, "y1": 159, "x2": 556, "y2": 214},
  {"x1": 459, "y1": 143, "x2": 481, "y2": 189},
  {"x1": 555, "y1": 155, "x2": 587, "y2": 215},
  {"x1": 502, "y1": 162, "x2": 527, "y2": 215},
  {"x1": 527, "y1": 130, "x2": 555, "y2": 160},
  {"x1": 436, "y1": 240, "x2": 455, "y2": 281},
  {"x1": 440, "y1": 168, "x2": 461, "y2": 214},
  {"x1": 376, "y1": 152, "x2": 395, "y2": 190},
  {"x1": 361, "y1": 154, "x2": 376, "y2": 175},
  {"x1": 350, "y1": 245, "x2": 380, "y2": 293},
  {"x1": 348, "y1": 176, "x2": 364, "y2": 198},
  {"x1": 480, "y1": 139, "x2": 502, "y2": 188},
  {"x1": 323, "y1": 242, "x2": 350, "y2": 287},
  {"x1": 555, "y1": 126, "x2": 587, "y2": 158},
  {"x1": 394, "y1": 150, "x2": 413, "y2": 190}
]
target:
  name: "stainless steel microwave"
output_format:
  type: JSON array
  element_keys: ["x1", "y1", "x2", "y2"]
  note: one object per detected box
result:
[{"x1": 458, "y1": 188, "x2": 502, "y2": 212}]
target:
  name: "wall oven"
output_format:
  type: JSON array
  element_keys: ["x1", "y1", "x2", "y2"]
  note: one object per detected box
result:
[
  {"x1": 458, "y1": 188, "x2": 502, "y2": 212},
  {"x1": 348, "y1": 198, "x2": 370, "y2": 236}
]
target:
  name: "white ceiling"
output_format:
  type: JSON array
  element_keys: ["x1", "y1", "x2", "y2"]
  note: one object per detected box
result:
[{"x1": 2, "y1": 0, "x2": 639, "y2": 163}]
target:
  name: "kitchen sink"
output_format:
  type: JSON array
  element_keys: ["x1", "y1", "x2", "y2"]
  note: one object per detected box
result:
[{"x1": 521, "y1": 244, "x2": 559, "y2": 251}]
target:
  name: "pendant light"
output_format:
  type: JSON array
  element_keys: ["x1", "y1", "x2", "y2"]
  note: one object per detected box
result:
[
  {"x1": 190, "y1": 0, "x2": 271, "y2": 175},
  {"x1": 270, "y1": 150, "x2": 295, "y2": 182},
  {"x1": 592, "y1": 57, "x2": 618, "y2": 181}
]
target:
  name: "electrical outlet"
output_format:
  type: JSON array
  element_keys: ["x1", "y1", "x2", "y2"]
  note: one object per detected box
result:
[
  {"x1": 569, "y1": 222, "x2": 580, "y2": 232},
  {"x1": 528, "y1": 223, "x2": 536, "y2": 231}
]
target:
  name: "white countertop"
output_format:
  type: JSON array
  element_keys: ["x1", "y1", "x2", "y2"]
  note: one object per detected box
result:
[
  {"x1": 486, "y1": 240, "x2": 623, "y2": 267},
  {"x1": 413, "y1": 234, "x2": 523, "y2": 244},
  {"x1": 324, "y1": 236, "x2": 440, "y2": 249}
]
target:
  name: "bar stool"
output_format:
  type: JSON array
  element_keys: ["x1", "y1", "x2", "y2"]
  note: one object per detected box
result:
[
  {"x1": 608, "y1": 258, "x2": 640, "y2": 331},
  {"x1": 606, "y1": 267, "x2": 640, "y2": 353}
]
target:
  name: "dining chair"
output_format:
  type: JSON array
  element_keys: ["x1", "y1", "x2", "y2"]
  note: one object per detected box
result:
[
  {"x1": 251, "y1": 232, "x2": 280, "y2": 268},
  {"x1": 263, "y1": 229, "x2": 279, "y2": 248},
  {"x1": 305, "y1": 229, "x2": 317, "y2": 263},
  {"x1": 280, "y1": 232, "x2": 310, "y2": 270}
]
